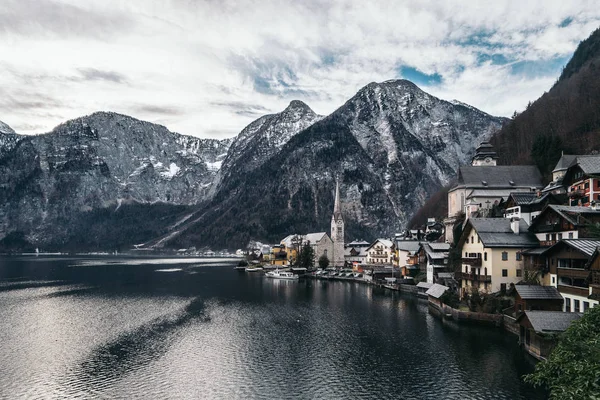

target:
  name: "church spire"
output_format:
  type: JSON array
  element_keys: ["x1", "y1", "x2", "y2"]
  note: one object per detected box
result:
[{"x1": 334, "y1": 178, "x2": 341, "y2": 214}]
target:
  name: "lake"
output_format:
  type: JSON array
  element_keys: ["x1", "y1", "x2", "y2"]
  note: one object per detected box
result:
[{"x1": 0, "y1": 256, "x2": 547, "y2": 399}]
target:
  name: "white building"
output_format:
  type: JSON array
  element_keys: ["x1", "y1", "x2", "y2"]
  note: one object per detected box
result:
[{"x1": 365, "y1": 239, "x2": 396, "y2": 265}]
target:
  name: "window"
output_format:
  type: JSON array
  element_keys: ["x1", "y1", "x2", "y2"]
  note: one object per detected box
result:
[
  {"x1": 484, "y1": 267, "x2": 488, "y2": 276},
  {"x1": 583, "y1": 302, "x2": 589, "y2": 312},
  {"x1": 568, "y1": 232, "x2": 574, "y2": 239},
  {"x1": 502, "y1": 269, "x2": 508, "y2": 277},
  {"x1": 546, "y1": 234, "x2": 550, "y2": 241},
  {"x1": 484, "y1": 252, "x2": 487, "y2": 261},
  {"x1": 551, "y1": 233, "x2": 556, "y2": 241},
  {"x1": 516, "y1": 252, "x2": 522, "y2": 261},
  {"x1": 516, "y1": 269, "x2": 522, "y2": 277},
  {"x1": 465, "y1": 252, "x2": 468, "y2": 257},
  {"x1": 574, "y1": 300, "x2": 580, "y2": 313},
  {"x1": 500, "y1": 283, "x2": 507, "y2": 293},
  {"x1": 558, "y1": 233, "x2": 563, "y2": 240},
  {"x1": 477, "y1": 236, "x2": 480, "y2": 243},
  {"x1": 565, "y1": 297, "x2": 571, "y2": 312},
  {"x1": 552, "y1": 276, "x2": 556, "y2": 284},
  {"x1": 471, "y1": 236, "x2": 474, "y2": 244},
  {"x1": 502, "y1": 251, "x2": 508, "y2": 261},
  {"x1": 585, "y1": 182, "x2": 590, "y2": 189}
]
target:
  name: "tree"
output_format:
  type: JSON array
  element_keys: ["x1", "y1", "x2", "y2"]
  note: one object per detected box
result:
[
  {"x1": 318, "y1": 254, "x2": 330, "y2": 269},
  {"x1": 298, "y1": 243, "x2": 315, "y2": 269},
  {"x1": 524, "y1": 306, "x2": 600, "y2": 399}
]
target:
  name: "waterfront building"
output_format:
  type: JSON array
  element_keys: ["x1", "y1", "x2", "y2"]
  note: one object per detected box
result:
[
  {"x1": 280, "y1": 233, "x2": 334, "y2": 267},
  {"x1": 331, "y1": 180, "x2": 345, "y2": 267},
  {"x1": 345, "y1": 240, "x2": 370, "y2": 266},
  {"x1": 418, "y1": 242, "x2": 451, "y2": 284},
  {"x1": 457, "y1": 218, "x2": 539, "y2": 297},
  {"x1": 517, "y1": 311, "x2": 582, "y2": 360},
  {"x1": 396, "y1": 240, "x2": 421, "y2": 279},
  {"x1": 365, "y1": 239, "x2": 396, "y2": 266},
  {"x1": 541, "y1": 239, "x2": 600, "y2": 312},
  {"x1": 444, "y1": 141, "x2": 543, "y2": 243},
  {"x1": 514, "y1": 285, "x2": 563, "y2": 315},
  {"x1": 425, "y1": 283, "x2": 449, "y2": 310}
]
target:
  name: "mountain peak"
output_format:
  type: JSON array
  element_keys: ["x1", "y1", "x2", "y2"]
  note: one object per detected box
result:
[
  {"x1": 0, "y1": 120, "x2": 16, "y2": 135},
  {"x1": 283, "y1": 100, "x2": 314, "y2": 114}
]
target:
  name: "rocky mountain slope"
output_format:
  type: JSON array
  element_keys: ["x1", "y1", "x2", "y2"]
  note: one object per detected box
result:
[
  {"x1": 209, "y1": 100, "x2": 323, "y2": 197},
  {"x1": 0, "y1": 120, "x2": 22, "y2": 159},
  {"x1": 0, "y1": 112, "x2": 231, "y2": 248},
  {"x1": 163, "y1": 79, "x2": 505, "y2": 249}
]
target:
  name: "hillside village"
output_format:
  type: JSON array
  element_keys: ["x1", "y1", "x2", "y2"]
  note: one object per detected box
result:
[{"x1": 244, "y1": 141, "x2": 600, "y2": 361}]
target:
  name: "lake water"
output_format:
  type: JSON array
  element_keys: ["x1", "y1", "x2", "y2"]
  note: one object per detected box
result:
[{"x1": 0, "y1": 256, "x2": 547, "y2": 399}]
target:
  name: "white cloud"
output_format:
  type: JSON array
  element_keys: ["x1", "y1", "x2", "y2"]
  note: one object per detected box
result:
[{"x1": 0, "y1": 0, "x2": 599, "y2": 138}]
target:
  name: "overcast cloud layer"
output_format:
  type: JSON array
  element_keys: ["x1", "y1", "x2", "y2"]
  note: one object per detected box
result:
[{"x1": 1, "y1": 0, "x2": 599, "y2": 138}]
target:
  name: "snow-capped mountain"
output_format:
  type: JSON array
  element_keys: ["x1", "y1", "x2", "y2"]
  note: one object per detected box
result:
[
  {"x1": 0, "y1": 120, "x2": 21, "y2": 158},
  {"x1": 0, "y1": 112, "x2": 231, "y2": 247},
  {"x1": 209, "y1": 100, "x2": 323, "y2": 197},
  {"x1": 163, "y1": 80, "x2": 506, "y2": 249}
]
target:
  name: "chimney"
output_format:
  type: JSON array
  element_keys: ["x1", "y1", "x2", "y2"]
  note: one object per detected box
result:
[
  {"x1": 536, "y1": 190, "x2": 541, "y2": 198},
  {"x1": 511, "y1": 217, "x2": 520, "y2": 235}
]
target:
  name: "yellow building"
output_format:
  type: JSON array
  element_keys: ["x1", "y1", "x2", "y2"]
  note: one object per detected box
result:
[
  {"x1": 270, "y1": 244, "x2": 288, "y2": 266},
  {"x1": 457, "y1": 218, "x2": 539, "y2": 297}
]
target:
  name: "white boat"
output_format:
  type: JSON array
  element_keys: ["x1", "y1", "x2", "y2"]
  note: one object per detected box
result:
[
  {"x1": 245, "y1": 266, "x2": 264, "y2": 272},
  {"x1": 265, "y1": 270, "x2": 299, "y2": 280}
]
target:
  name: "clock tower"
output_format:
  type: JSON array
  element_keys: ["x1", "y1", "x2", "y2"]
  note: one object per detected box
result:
[
  {"x1": 471, "y1": 141, "x2": 499, "y2": 166},
  {"x1": 331, "y1": 179, "x2": 345, "y2": 267}
]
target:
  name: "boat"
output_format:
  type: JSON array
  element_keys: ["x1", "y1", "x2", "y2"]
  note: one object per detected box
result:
[
  {"x1": 245, "y1": 266, "x2": 264, "y2": 272},
  {"x1": 265, "y1": 270, "x2": 299, "y2": 280}
]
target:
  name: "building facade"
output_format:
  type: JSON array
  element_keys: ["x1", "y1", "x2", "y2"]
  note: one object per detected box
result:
[{"x1": 331, "y1": 180, "x2": 345, "y2": 267}]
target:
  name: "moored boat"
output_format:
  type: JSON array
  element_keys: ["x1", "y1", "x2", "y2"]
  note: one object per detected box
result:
[
  {"x1": 265, "y1": 270, "x2": 299, "y2": 280},
  {"x1": 245, "y1": 266, "x2": 264, "y2": 272}
]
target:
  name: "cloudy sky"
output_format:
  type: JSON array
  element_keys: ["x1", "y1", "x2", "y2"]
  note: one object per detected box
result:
[{"x1": 1, "y1": 1, "x2": 599, "y2": 138}]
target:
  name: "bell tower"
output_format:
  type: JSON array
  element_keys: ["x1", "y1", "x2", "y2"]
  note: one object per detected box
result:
[{"x1": 331, "y1": 179, "x2": 345, "y2": 267}]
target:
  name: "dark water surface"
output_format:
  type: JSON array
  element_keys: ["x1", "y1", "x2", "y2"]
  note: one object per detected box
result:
[{"x1": 0, "y1": 256, "x2": 547, "y2": 399}]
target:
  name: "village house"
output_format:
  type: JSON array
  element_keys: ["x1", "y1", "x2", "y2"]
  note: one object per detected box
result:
[
  {"x1": 542, "y1": 154, "x2": 579, "y2": 194},
  {"x1": 528, "y1": 204, "x2": 600, "y2": 247},
  {"x1": 457, "y1": 218, "x2": 539, "y2": 297},
  {"x1": 541, "y1": 239, "x2": 600, "y2": 312},
  {"x1": 418, "y1": 242, "x2": 451, "y2": 284},
  {"x1": 270, "y1": 244, "x2": 288, "y2": 266},
  {"x1": 514, "y1": 285, "x2": 563, "y2": 315},
  {"x1": 503, "y1": 191, "x2": 560, "y2": 225},
  {"x1": 562, "y1": 155, "x2": 600, "y2": 207},
  {"x1": 444, "y1": 141, "x2": 544, "y2": 243},
  {"x1": 588, "y1": 248, "x2": 600, "y2": 302},
  {"x1": 344, "y1": 240, "x2": 370, "y2": 267},
  {"x1": 517, "y1": 311, "x2": 583, "y2": 360},
  {"x1": 365, "y1": 239, "x2": 396, "y2": 266},
  {"x1": 396, "y1": 240, "x2": 421, "y2": 279},
  {"x1": 425, "y1": 283, "x2": 449, "y2": 310}
]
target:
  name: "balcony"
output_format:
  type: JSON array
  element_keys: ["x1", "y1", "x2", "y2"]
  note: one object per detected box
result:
[
  {"x1": 535, "y1": 223, "x2": 562, "y2": 233},
  {"x1": 461, "y1": 272, "x2": 491, "y2": 283},
  {"x1": 557, "y1": 267, "x2": 591, "y2": 280},
  {"x1": 558, "y1": 284, "x2": 589, "y2": 298},
  {"x1": 568, "y1": 189, "x2": 585, "y2": 198},
  {"x1": 462, "y1": 257, "x2": 482, "y2": 267}
]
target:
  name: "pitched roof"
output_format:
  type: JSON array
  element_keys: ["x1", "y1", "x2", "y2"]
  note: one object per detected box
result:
[
  {"x1": 508, "y1": 192, "x2": 553, "y2": 206},
  {"x1": 396, "y1": 240, "x2": 421, "y2": 252},
  {"x1": 552, "y1": 154, "x2": 578, "y2": 172},
  {"x1": 543, "y1": 239, "x2": 600, "y2": 257},
  {"x1": 515, "y1": 285, "x2": 563, "y2": 300},
  {"x1": 457, "y1": 166, "x2": 543, "y2": 188},
  {"x1": 416, "y1": 282, "x2": 433, "y2": 289},
  {"x1": 575, "y1": 155, "x2": 600, "y2": 175},
  {"x1": 370, "y1": 239, "x2": 393, "y2": 248},
  {"x1": 428, "y1": 243, "x2": 450, "y2": 251},
  {"x1": 466, "y1": 218, "x2": 539, "y2": 248},
  {"x1": 426, "y1": 283, "x2": 449, "y2": 299},
  {"x1": 468, "y1": 189, "x2": 516, "y2": 199},
  {"x1": 519, "y1": 311, "x2": 583, "y2": 333},
  {"x1": 549, "y1": 205, "x2": 600, "y2": 225},
  {"x1": 305, "y1": 232, "x2": 327, "y2": 244}
]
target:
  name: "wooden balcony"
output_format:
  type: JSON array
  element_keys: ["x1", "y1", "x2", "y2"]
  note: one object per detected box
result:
[
  {"x1": 557, "y1": 267, "x2": 590, "y2": 280},
  {"x1": 461, "y1": 272, "x2": 491, "y2": 283},
  {"x1": 558, "y1": 284, "x2": 589, "y2": 297},
  {"x1": 462, "y1": 257, "x2": 482, "y2": 267},
  {"x1": 535, "y1": 223, "x2": 562, "y2": 233}
]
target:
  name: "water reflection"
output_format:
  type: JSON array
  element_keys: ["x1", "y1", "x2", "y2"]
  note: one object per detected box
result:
[{"x1": 0, "y1": 256, "x2": 546, "y2": 399}]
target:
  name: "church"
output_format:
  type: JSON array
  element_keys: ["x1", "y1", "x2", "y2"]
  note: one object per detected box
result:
[
  {"x1": 444, "y1": 141, "x2": 544, "y2": 244},
  {"x1": 330, "y1": 180, "x2": 345, "y2": 267}
]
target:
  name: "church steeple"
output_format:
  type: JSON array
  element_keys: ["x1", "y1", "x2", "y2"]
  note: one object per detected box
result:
[
  {"x1": 471, "y1": 141, "x2": 499, "y2": 166},
  {"x1": 331, "y1": 178, "x2": 345, "y2": 267},
  {"x1": 333, "y1": 179, "x2": 342, "y2": 219}
]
